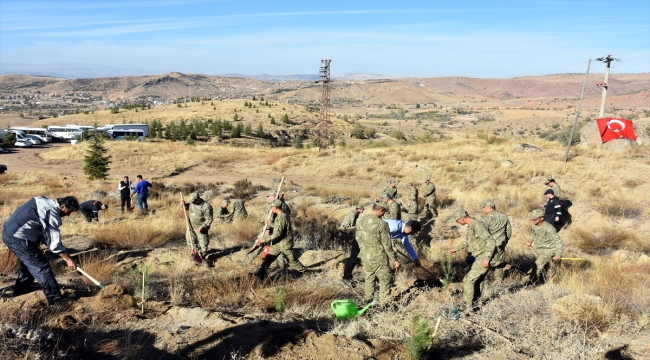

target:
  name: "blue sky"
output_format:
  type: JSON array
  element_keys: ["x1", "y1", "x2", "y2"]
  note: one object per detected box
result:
[{"x1": 1, "y1": 0, "x2": 648, "y2": 77}]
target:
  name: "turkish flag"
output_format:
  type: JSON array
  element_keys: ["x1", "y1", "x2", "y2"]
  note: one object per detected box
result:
[{"x1": 596, "y1": 118, "x2": 636, "y2": 143}]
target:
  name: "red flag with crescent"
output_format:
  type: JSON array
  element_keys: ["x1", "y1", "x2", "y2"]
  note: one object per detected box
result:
[{"x1": 596, "y1": 118, "x2": 636, "y2": 143}]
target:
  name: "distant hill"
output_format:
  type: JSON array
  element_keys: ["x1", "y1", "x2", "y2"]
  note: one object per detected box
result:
[{"x1": 0, "y1": 62, "x2": 161, "y2": 78}]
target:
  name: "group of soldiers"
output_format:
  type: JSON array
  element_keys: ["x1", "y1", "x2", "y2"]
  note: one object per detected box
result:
[{"x1": 343, "y1": 176, "x2": 565, "y2": 313}]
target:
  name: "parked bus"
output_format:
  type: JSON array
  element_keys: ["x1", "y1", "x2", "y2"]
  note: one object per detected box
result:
[
  {"x1": 104, "y1": 124, "x2": 149, "y2": 137},
  {"x1": 47, "y1": 126, "x2": 83, "y2": 141},
  {"x1": 10, "y1": 127, "x2": 53, "y2": 142},
  {"x1": 107, "y1": 129, "x2": 146, "y2": 141}
]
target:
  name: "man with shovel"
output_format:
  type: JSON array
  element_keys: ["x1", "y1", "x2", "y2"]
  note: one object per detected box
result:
[
  {"x1": 2, "y1": 196, "x2": 80, "y2": 306},
  {"x1": 181, "y1": 193, "x2": 213, "y2": 264},
  {"x1": 528, "y1": 209, "x2": 564, "y2": 284},
  {"x1": 449, "y1": 209, "x2": 496, "y2": 312},
  {"x1": 383, "y1": 219, "x2": 422, "y2": 267},
  {"x1": 480, "y1": 200, "x2": 512, "y2": 282},
  {"x1": 255, "y1": 199, "x2": 306, "y2": 279}
]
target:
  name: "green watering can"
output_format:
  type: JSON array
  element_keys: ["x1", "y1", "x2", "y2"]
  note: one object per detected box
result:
[{"x1": 331, "y1": 298, "x2": 377, "y2": 320}]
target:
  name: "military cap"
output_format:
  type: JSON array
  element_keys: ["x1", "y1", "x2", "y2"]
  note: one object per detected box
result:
[
  {"x1": 381, "y1": 192, "x2": 392, "y2": 200},
  {"x1": 545, "y1": 175, "x2": 554, "y2": 184},
  {"x1": 356, "y1": 205, "x2": 364, "y2": 210},
  {"x1": 226, "y1": 195, "x2": 234, "y2": 200},
  {"x1": 271, "y1": 199, "x2": 283, "y2": 207},
  {"x1": 406, "y1": 182, "x2": 413, "y2": 187},
  {"x1": 424, "y1": 178, "x2": 430, "y2": 183},
  {"x1": 544, "y1": 189, "x2": 554, "y2": 195},
  {"x1": 530, "y1": 209, "x2": 544, "y2": 219},
  {"x1": 187, "y1": 193, "x2": 199, "y2": 202},
  {"x1": 375, "y1": 201, "x2": 389, "y2": 211},
  {"x1": 480, "y1": 199, "x2": 495, "y2": 208},
  {"x1": 389, "y1": 179, "x2": 396, "y2": 184},
  {"x1": 453, "y1": 209, "x2": 468, "y2": 221},
  {"x1": 221, "y1": 199, "x2": 229, "y2": 204},
  {"x1": 267, "y1": 192, "x2": 276, "y2": 197}
]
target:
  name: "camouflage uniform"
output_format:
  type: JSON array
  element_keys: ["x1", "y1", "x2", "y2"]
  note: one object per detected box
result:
[
  {"x1": 229, "y1": 198, "x2": 248, "y2": 220},
  {"x1": 405, "y1": 184, "x2": 419, "y2": 221},
  {"x1": 215, "y1": 201, "x2": 230, "y2": 223},
  {"x1": 549, "y1": 184, "x2": 561, "y2": 198},
  {"x1": 423, "y1": 180, "x2": 437, "y2": 217},
  {"x1": 384, "y1": 200, "x2": 402, "y2": 221},
  {"x1": 529, "y1": 210, "x2": 564, "y2": 282},
  {"x1": 454, "y1": 211, "x2": 496, "y2": 308},
  {"x1": 186, "y1": 196, "x2": 214, "y2": 256},
  {"x1": 256, "y1": 203, "x2": 305, "y2": 279},
  {"x1": 481, "y1": 206, "x2": 512, "y2": 281},
  {"x1": 356, "y1": 209, "x2": 398, "y2": 305},
  {"x1": 381, "y1": 183, "x2": 397, "y2": 201},
  {"x1": 340, "y1": 209, "x2": 361, "y2": 230}
]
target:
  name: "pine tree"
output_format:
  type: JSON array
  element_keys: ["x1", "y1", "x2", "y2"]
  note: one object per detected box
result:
[
  {"x1": 270, "y1": 117, "x2": 276, "y2": 124},
  {"x1": 244, "y1": 124, "x2": 252, "y2": 136},
  {"x1": 256, "y1": 124, "x2": 264, "y2": 137},
  {"x1": 231, "y1": 123, "x2": 242, "y2": 138},
  {"x1": 282, "y1": 113, "x2": 290, "y2": 124},
  {"x1": 83, "y1": 134, "x2": 112, "y2": 180},
  {"x1": 293, "y1": 135, "x2": 304, "y2": 149}
]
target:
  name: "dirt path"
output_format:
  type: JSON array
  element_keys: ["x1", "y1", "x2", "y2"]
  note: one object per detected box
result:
[{"x1": 0, "y1": 142, "x2": 85, "y2": 175}]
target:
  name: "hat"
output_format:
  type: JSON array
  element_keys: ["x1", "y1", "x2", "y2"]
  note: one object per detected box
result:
[
  {"x1": 545, "y1": 175, "x2": 554, "y2": 184},
  {"x1": 530, "y1": 209, "x2": 544, "y2": 219},
  {"x1": 453, "y1": 209, "x2": 468, "y2": 221},
  {"x1": 389, "y1": 179, "x2": 396, "y2": 184},
  {"x1": 375, "y1": 201, "x2": 389, "y2": 211},
  {"x1": 221, "y1": 199, "x2": 229, "y2": 205},
  {"x1": 381, "y1": 192, "x2": 392, "y2": 200},
  {"x1": 544, "y1": 189, "x2": 554, "y2": 195},
  {"x1": 424, "y1": 178, "x2": 430, "y2": 183},
  {"x1": 267, "y1": 192, "x2": 276, "y2": 197},
  {"x1": 406, "y1": 182, "x2": 413, "y2": 187},
  {"x1": 480, "y1": 199, "x2": 495, "y2": 208},
  {"x1": 355, "y1": 205, "x2": 364, "y2": 210},
  {"x1": 271, "y1": 199, "x2": 283, "y2": 207},
  {"x1": 187, "y1": 193, "x2": 199, "y2": 202}
]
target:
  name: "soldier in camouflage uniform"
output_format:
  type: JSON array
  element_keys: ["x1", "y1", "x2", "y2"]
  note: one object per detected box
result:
[
  {"x1": 182, "y1": 193, "x2": 214, "y2": 260},
  {"x1": 423, "y1": 179, "x2": 437, "y2": 218},
  {"x1": 380, "y1": 180, "x2": 398, "y2": 201},
  {"x1": 226, "y1": 195, "x2": 248, "y2": 221},
  {"x1": 341, "y1": 206, "x2": 365, "y2": 285},
  {"x1": 449, "y1": 209, "x2": 496, "y2": 310},
  {"x1": 528, "y1": 209, "x2": 563, "y2": 284},
  {"x1": 480, "y1": 200, "x2": 512, "y2": 282},
  {"x1": 215, "y1": 200, "x2": 230, "y2": 223},
  {"x1": 404, "y1": 182, "x2": 419, "y2": 221},
  {"x1": 381, "y1": 193, "x2": 401, "y2": 221},
  {"x1": 255, "y1": 199, "x2": 306, "y2": 279},
  {"x1": 356, "y1": 202, "x2": 401, "y2": 305},
  {"x1": 545, "y1": 175, "x2": 561, "y2": 198}
]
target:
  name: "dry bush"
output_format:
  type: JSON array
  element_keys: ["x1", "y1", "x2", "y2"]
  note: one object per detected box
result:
[
  {"x1": 436, "y1": 193, "x2": 455, "y2": 209},
  {"x1": 305, "y1": 185, "x2": 371, "y2": 198},
  {"x1": 622, "y1": 179, "x2": 644, "y2": 188},
  {"x1": 216, "y1": 218, "x2": 259, "y2": 248},
  {"x1": 231, "y1": 179, "x2": 267, "y2": 200},
  {"x1": 574, "y1": 226, "x2": 636, "y2": 255},
  {"x1": 596, "y1": 199, "x2": 643, "y2": 219},
  {"x1": 255, "y1": 277, "x2": 352, "y2": 317},
  {"x1": 0, "y1": 247, "x2": 20, "y2": 276},
  {"x1": 92, "y1": 216, "x2": 183, "y2": 249},
  {"x1": 492, "y1": 176, "x2": 504, "y2": 186},
  {"x1": 190, "y1": 269, "x2": 263, "y2": 310},
  {"x1": 292, "y1": 207, "x2": 344, "y2": 250}
]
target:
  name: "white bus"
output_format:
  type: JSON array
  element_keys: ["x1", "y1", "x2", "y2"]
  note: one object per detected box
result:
[
  {"x1": 10, "y1": 127, "x2": 53, "y2": 142},
  {"x1": 107, "y1": 129, "x2": 146, "y2": 141},
  {"x1": 104, "y1": 124, "x2": 149, "y2": 137},
  {"x1": 47, "y1": 125, "x2": 83, "y2": 141}
]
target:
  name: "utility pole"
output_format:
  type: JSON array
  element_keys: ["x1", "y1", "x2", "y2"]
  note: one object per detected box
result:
[
  {"x1": 564, "y1": 59, "x2": 591, "y2": 162},
  {"x1": 500, "y1": 99, "x2": 504, "y2": 139},
  {"x1": 596, "y1": 55, "x2": 619, "y2": 118},
  {"x1": 316, "y1": 59, "x2": 332, "y2": 150}
]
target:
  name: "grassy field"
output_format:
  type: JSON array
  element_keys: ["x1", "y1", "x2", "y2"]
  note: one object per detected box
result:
[{"x1": 0, "y1": 131, "x2": 649, "y2": 358}]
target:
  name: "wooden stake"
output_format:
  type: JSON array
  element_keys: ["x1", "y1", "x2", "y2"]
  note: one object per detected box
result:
[{"x1": 141, "y1": 272, "x2": 145, "y2": 314}]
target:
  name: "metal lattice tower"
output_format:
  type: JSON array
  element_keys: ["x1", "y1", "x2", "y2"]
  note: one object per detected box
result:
[{"x1": 317, "y1": 59, "x2": 331, "y2": 150}]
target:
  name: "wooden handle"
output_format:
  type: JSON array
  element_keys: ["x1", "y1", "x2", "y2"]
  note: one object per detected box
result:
[{"x1": 77, "y1": 267, "x2": 105, "y2": 289}]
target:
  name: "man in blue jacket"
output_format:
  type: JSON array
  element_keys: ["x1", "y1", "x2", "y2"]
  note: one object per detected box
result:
[
  {"x1": 131, "y1": 174, "x2": 153, "y2": 215},
  {"x1": 2, "y1": 196, "x2": 80, "y2": 305},
  {"x1": 383, "y1": 219, "x2": 422, "y2": 267}
]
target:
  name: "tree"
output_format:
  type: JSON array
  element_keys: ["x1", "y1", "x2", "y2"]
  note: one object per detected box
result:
[
  {"x1": 351, "y1": 123, "x2": 365, "y2": 139},
  {"x1": 83, "y1": 134, "x2": 112, "y2": 180},
  {"x1": 233, "y1": 113, "x2": 239, "y2": 121},
  {"x1": 282, "y1": 113, "x2": 290, "y2": 124},
  {"x1": 231, "y1": 123, "x2": 242, "y2": 138},
  {"x1": 3, "y1": 126, "x2": 16, "y2": 146},
  {"x1": 293, "y1": 135, "x2": 304, "y2": 149},
  {"x1": 243, "y1": 124, "x2": 252, "y2": 136},
  {"x1": 256, "y1": 123, "x2": 264, "y2": 137},
  {"x1": 185, "y1": 135, "x2": 196, "y2": 146},
  {"x1": 270, "y1": 117, "x2": 276, "y2": 125}
]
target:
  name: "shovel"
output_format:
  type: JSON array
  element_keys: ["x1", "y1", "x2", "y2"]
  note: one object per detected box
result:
[
  {"x1": 76, "y1": 267, "x2": 105, "y2": 289},
  {"x1": 331, "y1": 298, "x2": 376, "y2": 320},
  {"x1": 180, "y1": 193, "x2": 202, "y2": 264},
  {"x1": 248, "y1": 176, "x2": 285, "y2": 258},
  {"x1": 394, "y1": 249, "x2": 437, "y2": 279}
]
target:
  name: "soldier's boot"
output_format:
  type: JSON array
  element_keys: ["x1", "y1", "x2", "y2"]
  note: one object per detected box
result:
[{"x1": 493, "y1": 268, "x2": 504, "y2": 283}]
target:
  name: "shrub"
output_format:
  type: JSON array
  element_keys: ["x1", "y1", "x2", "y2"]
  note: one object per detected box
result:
[
  {"x1": 292, "y1": 207, "x2": 343, "y2": 250},
  {"x1": 389, "y1": 130, "x2": 405, "y2": 140},
  {"x1": 574, "y1": 226, "x2": 637, "y2": 255},
  {"x1": 406, "y1": 314, "x2": 433, "y2": 359},
  {"x1": 190, "y1": 269, "x2": 264, "y2": 310},
  {"x1": 596, "y1": 199, "x2": 643, "y2": 219},
  {"x1": 232, "y1": 179, "x2": 266, "y2": 200},
  {"x1": 83, "y1": 133, "x2": 112, "y2": 180}
]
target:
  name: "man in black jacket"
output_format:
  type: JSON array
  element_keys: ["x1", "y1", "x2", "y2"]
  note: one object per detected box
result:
[
  {"x1": 543, "y1": 189, "x2": 563, "y2": 232},
  {"x1": 118, "y1": 176, "x2": 132, "y2": 212},
  {"x1": 80, "y1": 200, "x2": 108, "y2": 223}
]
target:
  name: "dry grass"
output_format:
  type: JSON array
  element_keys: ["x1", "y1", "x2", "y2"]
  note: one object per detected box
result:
[
  {"x1": 305, "y1": 185, "x2": 372, "y2": 199},
  {"x1": 573, "y1": 226, "x2": 637, "y2": 254},
  {"x1": 92, "y1": 214, "x2": 183, "y2": 249},
  {"x1": 596, "y1": 198, "x2": 643, "y2": 219},
  {"x1": 76, "y1": 252, "x2": 117, "y2": 286},
  {"x1": 214, "y1": 218, "x2": 260, "y2": 248},
  {"x1": 0, "y1": 246, "x2": 20, "y2": 276},
  {"x1": 190, "y1": 268, "x2": 264, "y2": 310}
]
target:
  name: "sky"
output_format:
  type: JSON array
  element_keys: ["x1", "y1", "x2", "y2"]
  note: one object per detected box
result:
[{"x1": 0, "y1": 0, "x2": 649, "y2": 78}]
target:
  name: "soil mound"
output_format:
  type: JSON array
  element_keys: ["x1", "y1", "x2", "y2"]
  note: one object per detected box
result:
[{"x1": 97, "y1": 284, "x2": 135, "y2": 309}]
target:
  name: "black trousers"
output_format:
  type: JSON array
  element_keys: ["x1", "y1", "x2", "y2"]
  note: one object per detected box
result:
[
  {"x1": 343, "y1": 239, "x2": 361, "y2": 280},
  {"x1": 120, "y1": 193, "x2": 131, "y2": 211},
  {"x1": 80, "y1": 209, "x2": 95, "y2": 223},
  {"x1": 2, "y1": 233, "x2": 62, "y2": 305}
]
